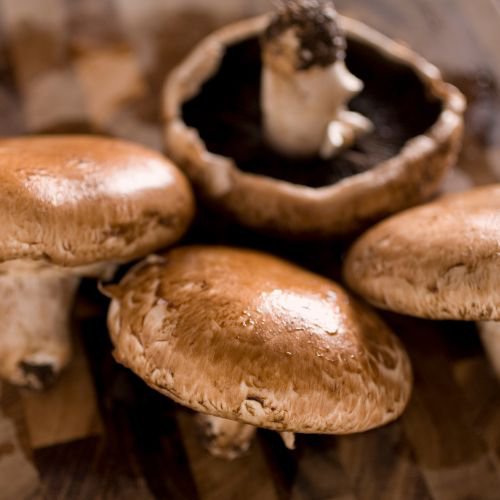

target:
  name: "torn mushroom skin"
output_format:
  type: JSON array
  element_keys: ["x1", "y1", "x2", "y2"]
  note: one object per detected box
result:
[
  {"x1": 0, "y1": 135, "x2": 194, "y2": 389},
  {"x1": 107, "y1": 246, "x2": 413, "y2": 459},
  {"x1": 261, "y1": 0, "x2": 372, "y2": 158}
]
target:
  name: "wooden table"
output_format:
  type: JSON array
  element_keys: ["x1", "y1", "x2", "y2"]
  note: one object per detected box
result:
[{"x1": 1, "y1": 1, "x2": 499, "y2": 499}]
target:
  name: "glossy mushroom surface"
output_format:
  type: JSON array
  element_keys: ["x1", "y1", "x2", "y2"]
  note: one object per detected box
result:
[
  {"x1": 344, "y1": 185, "x2": 500, "y2": 378},
  {"x1": 107, "y1": 246, "x2": 412, "y2": 436},
  {"x1": 0, "y1": 135, "x2": 194, "y2": 388},
  {"x1": 344, "y1": 185, "x2": 500, "y2": 320},
  {"x1": 0, "y1": 135, "x2": 193, "y2": 266}
]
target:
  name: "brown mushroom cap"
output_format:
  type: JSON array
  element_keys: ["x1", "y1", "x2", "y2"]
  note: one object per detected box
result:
[
  {"x1": 0, "y1": 135, "x2": 194, "y2": 266},
  {"x1": 163, "y1": 14, "x2": 465, "y2": 238},
  {"x1": 344, "y1": 185, "x2": 500, "y2": 320},
  {"x1": 108, "y1": 246, "x2": 412, "y2": 434}
]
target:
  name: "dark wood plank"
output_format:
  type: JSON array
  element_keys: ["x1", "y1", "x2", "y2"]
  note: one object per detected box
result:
[
  {"x1": 336, "y1": 423, "x2": 431, "y2": 500},
  {"x1": 20, "y1": 332, "x2": 102, "y2": 450},
  {"x1": 177, "y1": 411, "x2": 278, "y2": 500},
  {"x1": 453, "y1": 354, "x2": 500, "y2": 473},
  {"x1": 35, "y1": 436, "x2": 154, "y2": 500},
  {"x1": 80, "y1": 311, "x2": 199, "y2": 500},
  {"x1": 289, "y1": 435, "x2": 356, "y2": 500},
  {"x1": 393, "y1": 317, "x2": 500, "y2": 500},
  {"x1": 0, "y1": 384, "x2": 40, "y2": 500},
  {"x1": 259, "y1": 430, "x2": 300, "y2": 500}
]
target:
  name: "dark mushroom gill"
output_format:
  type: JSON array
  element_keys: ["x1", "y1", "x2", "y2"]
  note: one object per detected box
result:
[{"x1": 182, "y1": 36, "x2": 442, "y2": 188}]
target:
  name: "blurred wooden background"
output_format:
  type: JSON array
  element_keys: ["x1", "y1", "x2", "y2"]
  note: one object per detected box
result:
[{"x1": 0, "y1": 0, "x2": 499, "y2": 499}]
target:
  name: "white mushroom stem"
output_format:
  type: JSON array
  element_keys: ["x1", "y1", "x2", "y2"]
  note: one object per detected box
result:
[
  {"x1": 0, "y1": 268, "x2": 79, "y2": 389},
  {"x1": 0, "y1": 260, "x2": 115, "y2": 390},
  {"x1": 195, "y1": 414, "x2": 296, "y2": 459},
  {"x1": 195, "y1": 414, "x2": 257, "y2": 460},
  {"x1": 261, "y1": 0, "x2": 373, "y2": 160},
  {"x1": 477, "y1": 322, "x2": 500, "y2": 379},
  {"x1": 280, "y1": 431, "x2": 296, "y2": 450},
  {"x1": 262, "y1": 53, "x2": 371, "y2": 158}
]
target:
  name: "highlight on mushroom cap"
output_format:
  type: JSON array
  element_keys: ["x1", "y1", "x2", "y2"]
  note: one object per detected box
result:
[
  {"x1": 108, "y1": 245, "x2": 413, "y2": 436},
  {"x1": 0, "y1": 134, "x2": 195, "y2": 390}
]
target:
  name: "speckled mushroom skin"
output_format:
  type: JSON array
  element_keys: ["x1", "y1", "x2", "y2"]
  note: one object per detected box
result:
[
  {"x1": 163, "y1": 15, "x2": 465, "y2": 238},
  {"x1": 107, "y1": 246, "x2": 412, "y2": 434},
  {"x1": 0, "y1": 135, "x2": 194, "y2": 266},
  {"x1": 344, "y1": 185, "x2": 500, "y2": 320}
]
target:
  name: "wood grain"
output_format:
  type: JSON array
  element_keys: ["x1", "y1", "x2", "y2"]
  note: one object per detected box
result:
[
  {"x1": 0, "y1": 385, "x2": 39, "y2": 500},
  {"x1": 0, "y1": 1, "x2": 498, "y2": 499},
  {"x1": 177, "y1": 411, "x2": 279, "y2": 500},
  {"x1": 20, "y1": 333, "x2": 102, "y2": 449}
]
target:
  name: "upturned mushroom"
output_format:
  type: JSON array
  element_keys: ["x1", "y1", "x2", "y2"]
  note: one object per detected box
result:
[
  {"x1": 0, "y1": 135, "x2": 194, "y2": 389},
  {"x1": 343, "y1": 184, "x2": 500, "y2": 378},
  {"x1": 164, "y1": 1, "x2": 464, "y2": 237},
  {"x1": 106, "y1": 246, "x2": 412, "y2": 459},
  {"x1": 261, "y1": 0, "x2": 372, "y2": 158}
]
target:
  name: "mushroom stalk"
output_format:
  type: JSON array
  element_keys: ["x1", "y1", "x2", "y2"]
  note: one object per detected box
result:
[
  {"x1": 0, "y1": 265, "x2": 79, "y2": 389},
  {"x1": 261, "y1": 0, "x2": 372, "y2": 158},
  {"x1": 280, "y1": 431, "x2": 296, "y2": 450},
  {"x1": 195, "y1": 414, "x2": 296, "y2": 459},
  {"x1": 195, "y1": 414, "x2": 257, "y2": 460},
  {"x1": 478, "y1": 322, "x2": 500, "y2": 379}
]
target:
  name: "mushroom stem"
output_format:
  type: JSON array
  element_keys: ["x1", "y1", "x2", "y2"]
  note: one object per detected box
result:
[
  {"x1": 0, "y1": 266, "x2": 79, "y2": 389},
  {"x1": 280, "y1": 431, "x2": 296, "y2": 449},
  {"x1": 478, "y1": 322, "x2": 500, "y2": 379},
  {"x1": 195, "y1": 414, "x2": 297, "y2": 459},
  {"x1": 195, "y1": 414, "x2": 257, "y2": 460},
  {"x1": 261, "y1": 0, "x2": 372, "y2": 158}
]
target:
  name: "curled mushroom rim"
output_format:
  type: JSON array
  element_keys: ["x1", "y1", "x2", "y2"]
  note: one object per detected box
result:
[{"x1": 163, "y1": 14, "x2": 466, "y2": 237}]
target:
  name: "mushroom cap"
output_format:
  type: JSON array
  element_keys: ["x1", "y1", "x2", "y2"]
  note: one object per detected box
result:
[
  {"x1": 108, "y1": 246, "x2": 412, "y2": 434},
  {"x1": 163, "y1": 14, "x2": 465, "y2": 238},
  {"x1": 0, "y1": 135, "x2": 194, "y2": 267},
  {"x1": 343, "y1": 185, "x2": 500, "y2": 320}
]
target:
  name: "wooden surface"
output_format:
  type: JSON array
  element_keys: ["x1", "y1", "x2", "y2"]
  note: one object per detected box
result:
[{"x1": 0, "y1": 0, "x2": 499, "y2": 499}]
